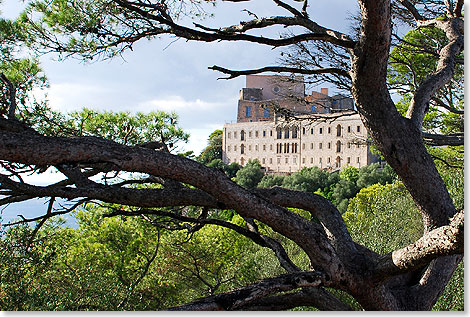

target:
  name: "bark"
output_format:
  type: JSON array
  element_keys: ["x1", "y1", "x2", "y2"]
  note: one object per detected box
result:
[
  {"x1": 169, "y1": 272, "x2": 324, "y2": 310},
  {"x1": 2, "y1": 0, "x2": 464, "y2": 311}
]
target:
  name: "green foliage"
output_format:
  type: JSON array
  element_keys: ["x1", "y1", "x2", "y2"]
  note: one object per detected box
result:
[
  {"x1": 0, "y1": 207, "x2": 284, "y2": 310},
  {"x1": 198, "y1": 129, "x2": 222, "y2": 164},
  {"x1": 233, "y1": 159, "x2": 264, "y2": 189},
  {"x1": 257, "y1": 174, "x2": 284, "y2": 188},
  {"x1": 356, "y1": 163, "x2": 395, "y2": 189},
  {"x1": 344, "y1": 181, "x2": 422, "y2": 254},
  {"x1": 389, "y1": 27, "x2": 464, "y2": 135},
  {"x1": 343, "y1": 178, "x2": 464, "y2": 310},
  {"x1": 0, "y1": 12, "x2": 47, "y2": 117},
  {"x1": 20, "y1": 105, "x2": 189, "y2": 149},
  {"x1": 258, "y1": 164, "x2": 395, "y2": 213},
  {"x1": 206, "y1": 158, "x2": 241, "y2": 178}
]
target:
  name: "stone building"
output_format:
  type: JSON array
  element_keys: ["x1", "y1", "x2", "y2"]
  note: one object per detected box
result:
[{"x1": 222, "y1": 75, "x2": 378, "y2": 173}]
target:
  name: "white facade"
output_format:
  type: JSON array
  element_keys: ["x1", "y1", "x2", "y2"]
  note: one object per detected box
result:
[{"x1": 222, "y1": 113, "x2": 376, "y2": 173}]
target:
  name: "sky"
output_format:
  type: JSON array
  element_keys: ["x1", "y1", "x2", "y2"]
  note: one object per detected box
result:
[
  {"x1": 0, "y1": 0, "x2": 359, "y2": 223},
  {"x1": 2, "y1": 0, "x2": 359, "y2": 155}
]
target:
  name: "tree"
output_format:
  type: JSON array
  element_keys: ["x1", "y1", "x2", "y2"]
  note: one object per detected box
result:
[
  {"x1": 0, "y1": 0, "x2": 464, "y2": 311},
  {"x1": 198, "y1": 129, "x2": 223, "y2": 164},
  {"x1": 233, "y1": 160, "x2": 264, "y2": 189}
]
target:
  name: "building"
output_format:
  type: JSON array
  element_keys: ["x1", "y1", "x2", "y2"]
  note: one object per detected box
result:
[{"x1": 222, "y1": 75, "x2": 378, "y2": 173}]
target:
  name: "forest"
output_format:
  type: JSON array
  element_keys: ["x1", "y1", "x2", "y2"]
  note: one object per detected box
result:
[{"x1": 0, "y1": 0, "x2": 465, "y2": 311}]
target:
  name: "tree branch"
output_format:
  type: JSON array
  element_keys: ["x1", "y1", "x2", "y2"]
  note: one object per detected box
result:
[
  {"x1": 169, "y1": 271, "x2": 325, "y2": 310},
  {"x1": 373, "y1": 209, "x2": 464, "y2": 279},
  {"x1": 104, "y1": 207, "x2": 301, "y2": 273},
  {"x1": 0, "y1": 73, "x2": 17, "y2": 119},
  {"x1": 239, "y1": 287, "x2": 353, "y2": 310},
  {"x1": 397, "y1": 0, "x2": 425, "y2": 22},
  {"x1": 422, "y1": 132, "x2": 463, "y2": 146},
  {"x1": 209, "y1": 65, "x2": 351, "y2": 80},
  {"x1": 406, "y1": 20, "x2": 464, "y2": 127}
]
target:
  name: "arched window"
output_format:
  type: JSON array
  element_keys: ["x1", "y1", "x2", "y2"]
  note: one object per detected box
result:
[
  {"x1": 336, "y1": 156, "x2": 341, "y2": 168},
  {"x1": 336, "y1": 140, "x2": 341, "y2": 153},
  {"x1": 240, "y1": 157, "x2": 245, "y2": 166},
  {"x1": 276, "y1": 128, "x2": 282, "y2": 139},
  {"x1": 241, "y1": 144, "x2": 245, "y2": 154},
  {"x1": 292, "y1": 127, "x2": 298, "y2": 138},
  {"x1": 284, "y1": 128, "x2": 290, "y2": 139},
  {"x1": 336, "y1": 124, "x2": 342, "y2": 137},
  {"x1": 241, "y1": 130, "x2": 245, "y2": 141}
]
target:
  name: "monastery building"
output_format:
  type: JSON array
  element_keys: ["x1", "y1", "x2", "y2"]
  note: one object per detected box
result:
[{"x1": 222, "y1": 75, "x2": 379, "y2": 173}]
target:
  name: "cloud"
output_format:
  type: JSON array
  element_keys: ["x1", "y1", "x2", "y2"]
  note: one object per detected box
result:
[
  {"x1": 138, "y1": 96, "x2": 222, "y2": 112},
  {"x1": 32, "y1": 82, "x2": 114, "y2": 113}
]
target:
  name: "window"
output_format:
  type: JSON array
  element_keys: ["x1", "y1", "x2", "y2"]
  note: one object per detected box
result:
[
  {"x1": 234, "y1": 145, "x2": 237, "y2": 151},
  {"x1": 347, "y1": 157, "x2": 351, "y2": 164},
  {"x1": 336, "y1": 124, "x2": 341, "y2": 137},
  {"x1": 311, "y1": 104, "x2": 317, "y2": 112},
  {"x1": 319, "y1": 127, "x2": 323, "y2": 134},
  {"x1": 248, "y1": 145, "x2": 252, "y2": 151},
  {"x1": 227, "y1": 145, "x2": 231, "y2": 152},
  {"x1": 293, "y1": 157, "x2": 297, "y2": 164},
  {"x1": 336, "y1": 141, "x2": 341, "y2": 153},
  {"x1": 328, "y1": 127, "x2": 331, "y2": 134},
  {"x1": 347, "y1": 142, "x2": 351, "y2": 149},
  {"x1": 277, "y1": 157, "x2": 281, "y2": 164},
  {"x1": 302, "y1": 143, "x2": 306, "y2": 150},
  {"x1": 327, "y1": 157, "x2": 331, "y2": 164},
  {"x1": 262, "y1": 158, "x2": 265, "y2": 164},
  {"x1": 302, "y1": 127, "x2": 306, "y2": 135},
  {"x1": 293, "y1": 143, "x2": 298, "y2": 153},
  {"x1": 284, "y1": 128, "x2": 290, "y2": 139},
  {"x1": 255, "y1": 145, "x2": 258, "y2": 151},
  {"x1": 248, "y1": 131, "x2": 252, "y2": 138},
  {"x1": 328, "y1": 142, "x2": 331, "y2": 149},
  {"x1": 270, "y1": 130, "x2": 273, "y2": 137},
  {"x1": 263, "y1": 144, "x2": 266, "y2": 151},
  {"x1": 311, "y1": 128, "x2": 314, "y2": 134},
  {"x1": 240, "y1": 144, "x2": 245, "y2": 154},
  {"x1": 292, "y1": 127, "x2": 298, "y2": 139},
  {"x1": 319, "y1": 143, "x2": 323, "y2": 150},
  {"x1": 277, "y1": 128, "x2": 282, "y2": 139},
  {"x1": 347, "y1": 126, "x2": 351, "y2": 133},
  {"x1": 240, "y1": 130, "x2": 245, "y2": 141},
  {"x1": 310, "y1": 143, "x2": 314, "y2": 149},
  {"x1": 357, "y1": 125, "x2": 361, "y2": 133},
  {"x1": 234, "y1": 131, "x2": 237, "y2": 139},
  {"x1": 264, "y1": 108, "x2": 270, "y2": 117},
  {"x1": 311, "y1": 157, "x2": 314, "y2": 164},
  {"x1": 270, "y1": 144, "x2": 273, "y2": 151},
  {"x1": 285, "y1": 157, "x2": 289, "y2": 164},
  {"x1": 336, "y1": 156, "x2": 341, "y2": 168},
  {"x1": 228, "y1": 132, "x2": 231, "y2": 139},
  {"x1": 246, "y1": 106, "x2": 252, "y2": 117},
  {"x1": 302, "y1": 157, "x2": 306, "y2": 164},
  {"x1": 263, "y1": 130, "x2": 266, "y2": 137},
  {"x1": 270, "y1": 158, "x2": 273, "y2": 164},
  {"x1": 255, "y1": 130, "x2": 259, "y2": 138}
]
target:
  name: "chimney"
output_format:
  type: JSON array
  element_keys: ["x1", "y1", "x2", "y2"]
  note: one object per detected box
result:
[{"x1": 321, "y1": 88, "x2": 329, "y2": 96}]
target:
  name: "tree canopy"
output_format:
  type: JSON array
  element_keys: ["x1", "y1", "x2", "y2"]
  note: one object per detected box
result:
[{"x1": 0, "y1": 0, "x2": 464, "y2": 311}]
